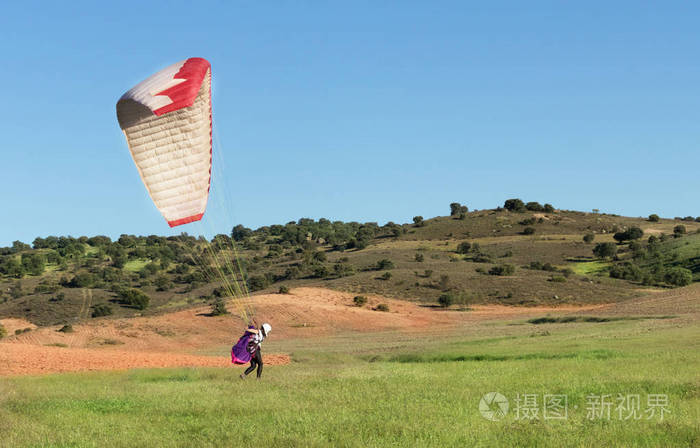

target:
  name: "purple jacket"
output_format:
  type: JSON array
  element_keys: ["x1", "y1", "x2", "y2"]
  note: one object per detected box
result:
[{"x1": 231, "y1": 326, "x2": 256, "y2": 364}]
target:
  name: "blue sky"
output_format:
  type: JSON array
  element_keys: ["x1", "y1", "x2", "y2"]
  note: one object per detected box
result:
[{"x1": 1, "y1": 1, "x2": 699, "y2": 246}]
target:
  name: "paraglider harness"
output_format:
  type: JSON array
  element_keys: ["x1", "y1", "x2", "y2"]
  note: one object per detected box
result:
[{"x1": 231, "y1": 325, "x2": 265, "y2": 365}]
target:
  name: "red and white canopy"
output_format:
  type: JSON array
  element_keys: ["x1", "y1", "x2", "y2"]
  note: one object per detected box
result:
[{"x1": 116, "y1": 57, "x2": 212, "y2": 227}]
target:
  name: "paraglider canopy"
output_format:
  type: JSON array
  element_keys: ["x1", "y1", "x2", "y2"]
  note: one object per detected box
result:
[{"x1": 116, "y1": 57, "x2": 212, "y2": 227}]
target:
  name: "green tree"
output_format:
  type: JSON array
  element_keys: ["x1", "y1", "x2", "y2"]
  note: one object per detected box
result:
[
  {"x1": 11, "y1": 241, "x2": 31, "y2": 253},
  {"x1": 438, "y1": 293, "x2": 453, "y2": 308},
  {"x1": 525, "y1": 202, "x2": 544, "y2": 212},
  {"x1": 67, "y1": 272, "x2": 96, "y2": 288},
  {"x1": 450, "y1": 202, "x2": 469, "y2": 217},
  {"x1": 648, "y1": 214, "x2": 660, "y2": 222},
  {"x1": 231, "y1": 224, "x2": 253, "y2": 241},
  {"x1": 673, "y1": 225, "x2": 686, "y2": 237},
  {"x1": 20, "y1": 253, "x2": 45, "y2": 276},
  {"x1": 593, "y1": 242, "x2": 617, "y2": 259},
  {"x1": 118, "y1": 289, "x2": 150, "y2": 310},
  {"x1": 91, "y1": 304, "x2": 113, "y2": 318},
  {"x1": 627, "y1": 226, "x2": 644, "y2": 240},
  {"x1": 583, "y1": 233, "x2": 595, "y2": 243},
  {"x1": 664, "y1": 267, "x2": 692, "y2": 287},
  {"x1": 154, "y1": 275, "x2": 172, "y2": 291},
  {"x1": 210, "y1": 298, "x2": 229, "y2": 316},
  {"x1": 413, "y1": 216, "x2": 425, "y2": 227},
  {"x1": 503, "y1": 199, "x2": 525, "y2": 212}
]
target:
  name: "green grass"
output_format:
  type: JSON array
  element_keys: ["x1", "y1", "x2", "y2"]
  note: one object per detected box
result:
[
  {"x1": 2, "y1": 318, "x2": 698, "y2": 447},
  {"x1": 123, "y1": 259, "x2": 150, "y2": 272},
  {"x1": 569, "y1": 260, "x2": 609, "y2": 276}
]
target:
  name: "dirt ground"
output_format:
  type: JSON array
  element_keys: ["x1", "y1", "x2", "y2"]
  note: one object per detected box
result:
[{"x1": 1, "y1": 286, "x2": 695, "y2": 377}]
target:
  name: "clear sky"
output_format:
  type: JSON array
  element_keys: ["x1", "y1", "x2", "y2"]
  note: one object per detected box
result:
[{"x1": 1, "y1": 1, "x2": 698, "y2": 246}]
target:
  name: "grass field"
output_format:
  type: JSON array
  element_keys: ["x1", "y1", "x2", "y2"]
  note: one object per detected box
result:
[{"x1": 2, "y1": 315, "x2": 697, "y2": 447}]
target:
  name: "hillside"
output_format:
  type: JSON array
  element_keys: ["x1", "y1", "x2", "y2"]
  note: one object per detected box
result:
[
  {"x1": 1, "y1": 201, "x2": 699, "y2": 328},
  {"x1": 3, "y1": 283, "x2": 695, "y2": 376}
]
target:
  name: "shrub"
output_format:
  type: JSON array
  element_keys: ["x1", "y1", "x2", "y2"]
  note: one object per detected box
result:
[
  {"x1": 609, "y1": 263, "x2": 644, "y2": 282},
  {"x1": 543, "y1": 204, "x2": 555, "y2": 213},
  {"x1": 414, "y1": 253, "x2": 424, "y2": 262},
  {"x1": 313, "y1": 265, "x2": 330, "y2": 278},
  {"x1": 613, "y1": 226, "x2": 644, "y2": 243},
  {"x1": 10, "y1": 281, "x2": 23, "y2": 299},
  {"x1": 561, "y1": 268, "x2": 574, "y2": 277},
  {"x1": 504, "y1": 199, "x2": 525, "y2": 212},
  {"x1": 284, "y1": 266, "x2": 301, "y2": 280},
  {"x1": 583, "y1": 233, "x2": 595, "y2": 243},
  {"x1": 529, "y1": 261, "x2": 543, "y2": 270},
  {"x1": 438, "y1": 274, "x2": 450, "y2": 290},
  {"x1": 648, "y1": 214, "x2": 660, "y2": 222},
  {"x1": 522, "y1": 227, "x2": 535, "y2": 235},
  {"x1": 664, "y1": 267, "x2": 692, "y2": 287},
  {"x1": 91, "y1": 304, "x2": 113, "y2": 318},
  {"x1": 66, "y1": 272, "x2": 96, "y2": 288},
  {"x1": 627, "y1": 227, "x2": 644, "y2": 240},
  {"x1": 379, "y1": 272, "x2": 392, "y2": 280},
  {"x1": 333, "y1": 263, "x2": 355, "y2": 277},
  {"x1": 0, "y1": 323, "x2": 6, "y2": 339},
  {"x1": 248, "y1": 275, "x2": 270, "y2": 291},
  {"x1": 376, "y1": 259, "x2": 395, "y2": 270},
  {"x1": 413, "y1": 216, "x2": 425, "y2": 227},
  {"x1": 58, "y1": 325, "x2": 73, "y2": 333},
  {"x1": 456, "y1": 242, "x2": 472, "y2": 254},
  {"x1": 549, "y1": 275, "x2": 566, "y2": 283},
  {"x1": 21, "y1": 253, "x2": 45, "y2": 276},
  {"x1": 673, "y1": 225, "x2": 687, "y2": 237},
  {"x1": 375, "y1": 303, "x2": 390, "y2": 312},
  {"x1": 472, "y1": 254, "x2": 492, "y2": 263},
  {"x1": 278, "y1": 285, "x2": 290, "y2": 294},
  {"x1": 438, "y1": 293, "x2": 453, "y2": 308},
  {"x1": 593, "y1": 242, "x2": 617, "y2": 259},
  {"x1": 210, "y1": 298, "x2": 229, "y2": 316},
  {"x1": 489, "y1": 264, "x2": 515, "y2": 276},
  {"x1": 525, "y1": 202, "x2": 544, "y2": 212},
  {"x1": 450, "y1": 202, "x2": 468, "y2": 216},
  {"x1": 542, "y1": 263, "x2": 557, "y2": 272},
  {"x1": 353, "y1": 295, "x2": 368, "y2": 307},
  {"x1": 424, "y1": 269, "x2": 433, "y2": 278},
  {"x1": 118, "y1": 289, "x2": 151, "y2": 310},
  {"x1": 154, "y1": 275, "x2": 172, "y2": 291},
  {"x1": 519, "y1": 218, "x2": 536, "y2": 226}
]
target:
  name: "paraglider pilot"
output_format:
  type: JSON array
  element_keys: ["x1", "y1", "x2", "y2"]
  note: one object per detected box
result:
[{"x1": 232, "y1": 322, "x2": 271, "y2": 379}]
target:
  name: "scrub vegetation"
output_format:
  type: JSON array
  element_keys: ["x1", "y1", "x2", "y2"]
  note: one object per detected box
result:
[{"x1": 1, "y1": 200, "x2": 700, "y2": 326}]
